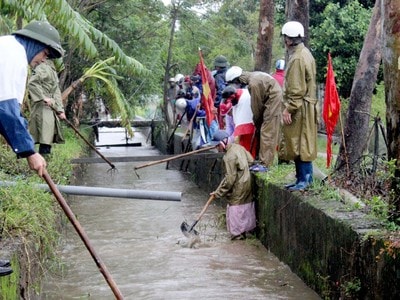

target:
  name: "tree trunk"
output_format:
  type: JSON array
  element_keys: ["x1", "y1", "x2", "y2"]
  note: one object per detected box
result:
[
  {"x1": 382, "y1": 0, "x2": 400, "y2": 217},
  {"x1": 163, "y1": 5, "x2": 179, "y2": 128},
  {"x1": 285, "y1": 0, "x2": 309, "y2": 47},
  {"x1": 61, "y1": 79, "x2": 83, "y2": 105},
  {"x1": 254, "y1": 0, "x2": 274, "y2": 72},
  {"x1": 335, "y1": 0, "x2": 382, "y2": 176}
]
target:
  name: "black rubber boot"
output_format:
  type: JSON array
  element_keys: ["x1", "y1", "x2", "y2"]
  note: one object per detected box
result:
[
  {"x1": 39, "y1": 143, "x2": 52, "y2": 155},
  {"x1": 0, "y1": 266, "x2": 13, "y2": 277},
  {"x1": 0, "y1": 259, "x2": 10, "y2": 268}
]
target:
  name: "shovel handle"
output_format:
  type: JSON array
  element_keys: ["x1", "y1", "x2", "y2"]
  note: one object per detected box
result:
[
  {"x1": 49, "y1": 105, "x2": 116, "y2": 169},
  {"x1": 195, "y1": 194, "x2": 216, "y2": 222}
]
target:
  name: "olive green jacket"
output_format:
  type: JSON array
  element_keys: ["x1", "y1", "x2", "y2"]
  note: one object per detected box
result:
[
  {"x1": 239, "y1": 71, "x2": 282, "y2": 128},
  {"x1": 28, "y1": 60, "x2": 64, "y2": 145},
  {"x1": 214, "y1": 143, "x2": 254, "y2": 206},
  {"x1": 282, "y1": 43, "x2": 318, "y2": 161}
]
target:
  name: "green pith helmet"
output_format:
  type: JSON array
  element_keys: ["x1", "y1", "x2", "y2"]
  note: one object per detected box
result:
[
  {"x1": 214, "y1": 55, "x2": 229, "y2": 68},
  {"x1": 13, "y1": 20, "x2": 64, "y2": 58}
]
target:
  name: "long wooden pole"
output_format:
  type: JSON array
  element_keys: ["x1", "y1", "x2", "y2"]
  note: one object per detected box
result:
[
  {"x1": 189, "y1": 194, "x2": 216, "y2": 231},
  {"x1": 42, "y1": 171, "x2": 124, "y2": 299},
  {"x1": 50, "y1": 106, "x2": 116, "y2": 170},
  {"x1": 134, "y1": 145, "x2": 216, "y2": 170}
]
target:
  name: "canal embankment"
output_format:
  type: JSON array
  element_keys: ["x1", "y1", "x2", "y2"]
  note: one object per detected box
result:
[{"x1": 155, "y1": 123, "x2": 400, "y2": 299}]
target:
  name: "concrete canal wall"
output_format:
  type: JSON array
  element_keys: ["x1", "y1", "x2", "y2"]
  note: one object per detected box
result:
[{"x1": 153, "y1": 124, "x2": 400, "y2": 299}]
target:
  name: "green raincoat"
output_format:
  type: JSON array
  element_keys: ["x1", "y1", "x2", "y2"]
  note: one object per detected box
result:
[
  {"x1": 28, "y1": 60, "x2": 64, "y2": 145},
  {"x1": 213, "y1": 143, "x2": 254, "y2": 206},
  {"x1": 239, "y1": 71, "x2": 283, "y2": 167},
  {"x1": 282, "y1": 43, "x2": 318, "y2": 161}
]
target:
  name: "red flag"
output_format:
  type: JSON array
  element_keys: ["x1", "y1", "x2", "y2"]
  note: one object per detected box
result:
[
  {"x1": 198, "y1": 49, "x2": 215, "y2": 126},
  {"x1": 323, "y1": 52, "x2": 341, "y2": 168}
]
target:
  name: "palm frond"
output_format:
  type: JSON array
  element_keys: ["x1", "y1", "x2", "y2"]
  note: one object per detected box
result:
[
  {"x1": 2, "y1": 0, "x2": 149, "y2": 76},
  {"x1": 62, "y1": 57, "x2": 135, "y2": 135}
]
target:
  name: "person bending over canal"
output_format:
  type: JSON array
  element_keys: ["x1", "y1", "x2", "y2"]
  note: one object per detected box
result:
[
  {"x1": 209, "y1": 130, "x2": 256, "y2": 240},
  {"x1": 225, "y1": 66, "x2": 283, "y2": 172},
  {"x1": 220, "y1": 86, "x2": 257, "y2": 159}
]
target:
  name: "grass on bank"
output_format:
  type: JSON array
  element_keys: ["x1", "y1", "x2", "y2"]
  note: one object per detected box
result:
[
  {"x1": 260, "y1": 134, "x2": 398, "y2": 229},
  {"x1": 0, "y1": 125, "x2": 87, "y2": 296}
]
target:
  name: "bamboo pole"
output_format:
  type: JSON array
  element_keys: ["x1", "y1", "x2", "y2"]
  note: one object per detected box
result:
[
  {"x1": 134, "y1": 145, "x2": 216, "y2": 170},
  {"x1": 42, "y1": 171, "x2": 124, "y2": 299},
  {"x1": 50, "y1": 106, "x2": 116, "y2": 170}
]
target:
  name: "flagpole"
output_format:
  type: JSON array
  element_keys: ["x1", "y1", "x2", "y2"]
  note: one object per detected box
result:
[
  {"x1": 338, "y1": 112, "x2": 350, "y2": 177},
  {"x1": 323, "y1": 52, "x2": 341, "y2": 170}
]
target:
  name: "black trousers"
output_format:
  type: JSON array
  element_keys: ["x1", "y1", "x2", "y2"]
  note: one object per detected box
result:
[{"x1": 39, "y1": 144, "x2": 52, "y2": 155}]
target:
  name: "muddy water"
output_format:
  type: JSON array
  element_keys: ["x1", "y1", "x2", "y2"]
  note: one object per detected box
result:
[{"x1": 41, "y1": 128, "x2": 320, "y2": 300}]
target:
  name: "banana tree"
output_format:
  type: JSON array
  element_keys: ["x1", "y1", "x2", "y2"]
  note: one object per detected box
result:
[
  {"x1": 1, "y1": 0, "x2": 145, "y2": 68},
  {"x1": 1, "y1": 0, "x2": 148, "y2": 135},
  {"x1": 62, "y1": 57, "x2": 135, "y2": 136}
]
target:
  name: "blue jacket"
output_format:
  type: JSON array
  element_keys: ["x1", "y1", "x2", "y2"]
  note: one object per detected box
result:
[
  {"x1": 0, "y1": 99, "x2": 36, "y2": 158},
  {"x1": 186, "y1": 97, "x2": 205, "y2": 129},
  {"x1": 214, "y1": 68, "x2": 228, "y2": 107}
]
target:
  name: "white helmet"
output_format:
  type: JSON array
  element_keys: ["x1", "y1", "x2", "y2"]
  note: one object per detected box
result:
[
  {"x1": 225, "y1": 66, "x2": 243, "y2": 82},
  {"x1": 276, "y1": 59, "x2": 285, "y2": 70},
  {"x1": 174, "y1": 74, "x2": 184, "y2": 84},
  {"x1": 281, "y1": 21, "x2": 304, "y2": 38},
  {"x1": 175, "y1": 98, "x2": 187, "y2": 111}
]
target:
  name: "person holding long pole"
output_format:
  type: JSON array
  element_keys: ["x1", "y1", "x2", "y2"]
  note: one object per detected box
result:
[
  {"x1": 0, "y1": 20, "x2": 64, "y2": 276},
  {"x1": 0, "y1": 20, "x2": 123, "y2": 298}
]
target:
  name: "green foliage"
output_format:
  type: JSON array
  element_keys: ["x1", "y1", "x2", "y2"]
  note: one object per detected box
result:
[
  {"x1": 0, "y1": 181, "x2": 59, "y2": 252},
  {"x1": 342, "y1": 277, "x2": 361, "y2": 298},
  {"x1": 310, "y1": 1, "x2": 372, "y2": 98},
  {"x1": 85, "y1": 0, "x2": 168, "y2": 105},
  {"x1": 1, "y1": 0, "x2": 146, "y2": 73},
  {"x1": 0, "y1": 258, "x2": 19, "y2": 299},
  {"x1": 310, "y1": 0, "x2": 375, "y2": 29},
  {"x1": 364, "y1": 195, "x2": 389, "y2": 220},
  {"x1": 78, "y1": 57, "x2": 135, "y2": 134},
  {"x1": 45, "y1": 127, "x2": 86, "y2": 183},
  {"x1": 371, "y1": 82, "x2": 386, "y2": 124},
  {"x1": 0, "y1": 143, "x2": 32, "y2": 178}
]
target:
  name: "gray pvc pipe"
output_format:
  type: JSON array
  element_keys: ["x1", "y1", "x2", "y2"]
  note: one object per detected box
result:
[{"x1": 0, "y1": 181, "x2": 181, "y2": 202}]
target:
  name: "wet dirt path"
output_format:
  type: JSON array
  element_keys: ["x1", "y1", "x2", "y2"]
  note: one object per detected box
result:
[{"x1": 41, "y1": 128, "x2": 320, "y2": 299}]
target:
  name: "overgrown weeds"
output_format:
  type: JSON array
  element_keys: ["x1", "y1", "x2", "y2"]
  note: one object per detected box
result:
[{"x1": 0, "y1": 126, "x2": 86, "y2": 296}]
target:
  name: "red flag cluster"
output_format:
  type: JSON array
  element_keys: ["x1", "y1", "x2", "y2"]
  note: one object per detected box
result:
[
  {"x1": 198, "y1": 49, "x2": 215, "y2": 127},
  {"x1": 322, "y1": 53, "x2": 341, "y2": 168}
]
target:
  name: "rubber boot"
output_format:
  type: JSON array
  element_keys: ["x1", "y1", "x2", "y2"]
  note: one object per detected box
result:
[
  {"x1": 0, "y1": 259, "x2": 10, "y2": 268},
  {"x1": 39, "y1": 144, "x2": 52, "y2": 155},
  {"x1": 305, "y1": 162, "x2": 313, "y2": 185},
  {"x1": 284, "y1": 160, "x2": 300, "y2": 189},
  {"x1": 288, "y1": 161, "x2": 312, "y2": 191},
  {"x1": 0, "y1": 266, "x2": 13, "y2": 277}
]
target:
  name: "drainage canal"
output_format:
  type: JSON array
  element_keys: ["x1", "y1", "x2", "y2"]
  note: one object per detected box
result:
[{"x1": 41, "y1": 127, "x2": 320, "y2": 299}]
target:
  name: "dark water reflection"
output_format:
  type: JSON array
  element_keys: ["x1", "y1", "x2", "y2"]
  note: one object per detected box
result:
[{"x1": 41, "y1": 128, "x2": 320, "y2": 299}]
